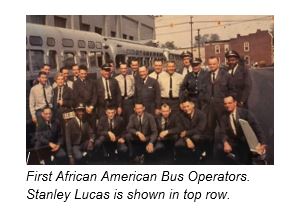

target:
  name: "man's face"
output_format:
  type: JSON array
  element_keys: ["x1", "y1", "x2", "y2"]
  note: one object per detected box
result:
[
  {"x1": 38, "y1": 74, "x2": 47, "y2": 85},
  {"x1": 166, "y1": 62, "x2": 176, "y2": 75},
  {"x1": 224, "y1": 96, "x2": 237, "y2": 112},
  {"x1": 75, "y1": 109, "x2": 85, "y2": 120},
  {"x1": 62, "y1": 69, "x2": 69, "y2": 81},
  {"x1": 106, "y1": 109, "x2": 116, "y2": 120},
  {"x1": 138, "y1": 66, "x2": 148, "y2": 79},
  {"x1": 119, "y1": 64, "x2": 128, "y2": 75},
  {"x1": 72, "y1": 65, "x2": 79, "y2": 77},
  {"x1": 134, "y1": 104, "x2": 145, "y2": 116},
  {"x1": 41, "y1": 65, "x2": 50, "y2": 75},
  {"x1": 183, "y1": 57, "x2": 191, "y2": 67},
  {"x1": 182, "y1": 101, "x2": 194, "y2": 115},
  {"x1": 101, "y1": 69, "x2": 111, "y2": 79},
  {"x1": 208, "y1": 58, "x2": 220, "y2": 72},
  {"x1": 161, "y1": 106, "x2": 171, "y2": 118},
  {"x1": 56, "y1": 76, "x2": 64, "y2": 87},
  {"x1": 130, "y1": 61, "x2": 139, "y2": 72},
  {"x1": 79, "y1": 69, "x2": 88, "y2": 80},
  {"x1": 227, "y1": 57, "x2": 238, "y2": 69},
  {"x1": 192, "y1": 64, "x2": 201, "y2": 73},
  {"x1": 154, "y1": 61, "x2": 163, "y2": 74},
  {"x1": 41, "y1": 108, "x2": 52, "y2": 122}
]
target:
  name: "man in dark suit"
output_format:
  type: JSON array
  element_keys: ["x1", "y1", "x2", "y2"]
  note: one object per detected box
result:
[
  {"x1": 52, "y1": 73, "x2": 73, "y2": 123},
  {"x1": 175, "y1": 99, "x2": 207, "y2": 164},
  {"x1": 180, "y1": 58, "x2": 207, "y2": 108},
  {"x1": 225, "y1": 50, "x2": 252, "y2": 108},
  {"x1": 200, "y1": 56, "x2": 235, "y2": 157},
  {"x1": 34, "y1": 107, "x2": 66, "y2": 164},
  {"x1": 94, "y1": 106, "x2": 127, "y2": 161},
  {"x1": 126, "y1": 101, "x2": 158, "y2": 163},
  {"x1": 95, "y1": 64, "x2": 122, "y2": 118},
  {"x1": 134, "y1": 66, "x2": 161, "y2": 115},
  {"x1": 65, "y1": 103, "x2": 95, "y2": 164},
  {"x1": 128, "y1": 58, "x2": 140, "y2": 77},
  {"x1": 220, "y1": 96, "x2": 266, "y2": 164},
  {"x1": 179, "y1": 51, "x2": 193, "y2": 76},
  {"x1": 154, "y1": 103, "x2": 182, "y2": 163},
  {"x1": 72, "y1": 65, "x2": 97, "y2": 129}
]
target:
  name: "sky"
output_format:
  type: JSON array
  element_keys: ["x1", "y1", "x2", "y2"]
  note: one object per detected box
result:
[{"x1": 154, "y1": 15, "x2": 274, "y2": 48}]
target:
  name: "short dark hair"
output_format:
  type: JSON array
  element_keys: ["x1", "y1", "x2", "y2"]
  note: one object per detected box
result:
[
  {"x1": 225, "y1": 95, "x2": 237, "y2": 102},
  {"x1": 134, "y1": 101, "x2": 144, "y2": 106},
  {"x1": 42, "y1": 106, "x2": 52, "y2": 112},
  {"x1": 79, "y1": 65, "x2": 88, "y2": 71},
  {"x1": 72, "y1": 64, "x2": 79, "y2": 68},
  {"x1": 41, "y1": 64, "x2": 51, "y2": 69},
  {"x1": 130, "y1": 58, "x2": 139, "y2": 64},
  {"x1": 208, "y1": 56, "x2": 219, "y2": 61},
  {"x1": 180, "y1": 97, "x2": 194, "y2": 105},
  {"x1": 119, "y1": 62, "x2": 128, "y2": 67},
  {"x1": 105, "y1": 104, "x2": 116, "y2": 111},
  {"x1": 154, "y1": 59, "x2": 163, "y2": 63},
  {"x1": 161, "y1": 103, "x2": 171, "y2": 108},
  {"x1": 59, "y1": 66, "x2": 69, "y2": 73},
  {"x1": 38, "y1": 72, "x2": 47, "y2": 77},
  {"x1": 167, "y1": 60, "x2": 176, "y2": 65}
]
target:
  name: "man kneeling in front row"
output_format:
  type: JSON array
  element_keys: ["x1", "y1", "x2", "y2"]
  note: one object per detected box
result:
[{"x1": 126, "y1": 101, "x2": 158, "y2": 164}]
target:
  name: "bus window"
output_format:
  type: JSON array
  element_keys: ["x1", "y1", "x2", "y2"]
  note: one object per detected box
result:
[
  {"x1": 89, "y1": 51, "x2": 97, "y2": 68},
  {"x1": 105, "y1": 53, "x2": 110, "y2": 63},
  {"x1": 63, "y1": 52, "x2": 75, "y2": 69},
  {"x1": 29, "y1": 36, "x2": 43, "y2": 46},
  {"x1": 79, "y1": 51, "x2": 87, "y2": 66},
  {"x1": 48, "y1": 50, "x2": 57, "y2": 70},
  {"x1": 26, "y1": 50, "x2": 30, "y2": 72},
  {"x1": 30, "y1": 50, "x2": 44, "y2": 72},
  {"x1": 115, "y1": 54, "x2": 126, "y2": 68},
  {"x1": 97, "y1": 53, "x2": 103, "y2": 67}
]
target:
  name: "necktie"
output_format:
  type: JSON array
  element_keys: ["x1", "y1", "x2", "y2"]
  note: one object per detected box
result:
[
  {"x1": 169, "y1": 75, "x2": 173, "y2": 98},
  {"x1": 212, "y1": 72, "x2": 216, "y2": 82},
  {"x1": 231, "y1": 69, "x2": 234, "y2": 76},
  {"x1": 79, "y1": 120, "x2": 83, "y2": 133},
  {"x1": 164, "y1": 118, "x2": 168, "y2": 130},
  {"x1": 211, "y1": 72, "x2": 215, "y2": 97},
  {"x1": 156, "y1": 73, "x2": 159, "y2": 81},
  {"x1": 109, "y1": 119, "x2": 113, "y2": 131},
  {"x1": 47, "y1": 121, "x2": 51, "y2": 129},
  {"x1": 42, "y1": 85, "x2": 49, "y2": 107},
  {"x1": 186, "y1": 67, "x2": 189, "y2": 74},
  {"x1": 58, "y1": 87, "x2": 62, "y2": 101},
  {"x1": 231, "y1": 113, "x2": 237, "y2": 135},
  {"x1": 139, "y1": 116, "x2": 142, "y2": 132},
  {"x1": 105, "y1": 79, "x2": 111, "y2": 100},
  {"x1": 123, "y1": 75, "x2": 127, "y2": 97}
]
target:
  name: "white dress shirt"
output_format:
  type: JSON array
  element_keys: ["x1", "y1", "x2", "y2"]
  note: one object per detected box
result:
[
  {"x1": 158, "y1": 72, "x2": 184, "y2": 98},
  {"x1": 182, "y1": 65, "x2": 193, "y2": 76},
  {"x1": 115, "y1": 74, "x2": 135, "y2": 98}
]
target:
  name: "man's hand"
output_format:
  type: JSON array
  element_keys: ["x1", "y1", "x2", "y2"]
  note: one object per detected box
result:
[
  {"x1": 49, "y1": 142, "x2": 60, "y2": 152},
  {"x1": 57, "y1": 99, "x2": 63, "y2": 106},
  {"x1": 146, "y1": 143, "x2": 154, "y2": 154},
  {"x1": 255, "y1": 143, "x2": 266, "y2": 155},
  {"x1": 117, "y1": 107, "x2": 122, "y2": 115},
  {"x1": 86, "y1": 140, "x2": 94, "y2": 151},
  {"x1": 108, "y1": 131, "x2": 116, "y2": 142},
  {"x1": 185, "y1": 138, "x2": 195, "y2": 149},
  {"x1": 159, "y1": 130, "x2": 169, "y2": 139},
  {"x1": 32, "y1": 116, "x2": 37, "y2": 124},
  {"x1": 136, "y1": 132, "x2": 146, "y2": 142},
  {"x1": 86, "y1": 106, "x2": 93, "y2": 114},
  {"x1": 180, "y1": 130, "x2": 187, "y2": 138},
  {"x1": 224, "y1": 141, "x2": 232, "y2": 153},
  {"x1": 118, "y1": 138, "x2": 125, "y2": 144}
]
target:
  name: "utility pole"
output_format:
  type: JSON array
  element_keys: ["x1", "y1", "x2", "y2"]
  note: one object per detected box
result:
[
  {"x1": 190, "y1": 16, "x2": 194, "y2": 58},
  {"x1": 197, "y1": 29, "x2": 201, "y2": 58}
]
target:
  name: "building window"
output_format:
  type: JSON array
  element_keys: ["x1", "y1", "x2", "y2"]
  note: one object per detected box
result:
[
  {"x1": 215, "y1": 45, "x2": 220, "y2": 54},
  {"x1": 111, "y1": 31, "x2": 116, "y2": 37},
  {"x1": 54, "y1": 16, "x2": 66, "y2": 28},
  {"x1": 129, "y1": 36, "x2": 134, "y2": 40},
  {"x1": 80, "y1": 23, "x2": 90, "y2": 31},
  {"x1": 224, "y1": 44, "x2": 229, "y2": 52},
  {"x1": 244, "y1": 55, "x2": 250, "y2": 65},
  {"x1": 27, "y1": 15, "x2": 45, "y2": 25},
  {"x1": 95, "y1": 27, "x2": 102, "y2": 35},
  {"x1": 123, "y1": 34, "x2": 127, "y2": 39},
  {"x1": 244, "y1": 42, "x2": 250, "y2": 52}
]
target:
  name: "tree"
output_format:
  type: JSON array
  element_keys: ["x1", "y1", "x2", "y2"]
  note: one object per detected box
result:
[
  {"x1": 210, "y1": 33, "x2": 220, "y2": 42},
  {"x1": 194, "y1": 33, "x2": 220, "y2": 47},
  {"x1": 161, "y1": 41, "x2": 177, "y2": 49}
]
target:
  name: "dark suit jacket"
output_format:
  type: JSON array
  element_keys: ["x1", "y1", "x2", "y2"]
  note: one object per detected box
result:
[
  {"x1": 53, "y1": 86, "x2": 73, "y2": 109},
  {"x1": 230, "y1": 64, "x2": 252, "y2": 104},
  {"x1": 35, "y1": 119, "x2": 62, "y2": 148},
  {"x1": 72, "y1": 78, "x2": 96, "y2": 107},
  {"x1": 180, "y1": 69, "x2": 207, "y2": 100},
  {"x1": 179, "y1": 109, "x2": 207, "y2": 137},
  {"x1": 65, "y1": 118, "x2": 95, "y2": 155},
  {"x1": 127, "y1": 112, "x2": 158, "y2": 143},
  {"x1": 220, "y1": 107, "x2": 265, "y2": 145},
  {"x1": 95, "y1": 77, "x2": 122, "y2": 108},
  {"x1": 200, "y1": 69, "x2": 235, "y2": 104},
  {"x1": 155, "y1": 114, "x2": 182, "y2": 136},
  {"x1": 134, "y1": 76, "x2": 161, "y2": 113},
  {"x1": 97, "y1": 115, "x2": 125, "y2": 139}
]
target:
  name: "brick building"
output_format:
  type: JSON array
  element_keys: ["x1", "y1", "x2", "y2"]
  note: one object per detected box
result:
[{"x1": 204, "y1": 29, "x2": 274, "y2": 67}]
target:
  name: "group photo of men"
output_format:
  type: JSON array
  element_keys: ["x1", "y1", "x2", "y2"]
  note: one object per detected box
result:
[{"x1": 27, "y1": 49, "x2": 268, "y2": 165}]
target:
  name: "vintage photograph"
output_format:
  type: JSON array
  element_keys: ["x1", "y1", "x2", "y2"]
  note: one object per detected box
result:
[{"x1": 26, "y1": 15, "x2": 274, "y2": 165}]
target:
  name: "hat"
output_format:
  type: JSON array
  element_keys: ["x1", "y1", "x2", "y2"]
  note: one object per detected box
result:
[
  {"x1": 191, "y1": 57, "x2": 202, "y2": 66},
  {"x1": 225, "y1": 50, "x2": 240, "y2": 59},
  {"x1": 74, "y1": 103, "x2": 86, "y2": 110},
  {"x1": 181, "y1": 51, "x2": 192, "y2": 58},
  {"x1": 101, "y1": 63, "x2": 112, "y2": 71}
]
